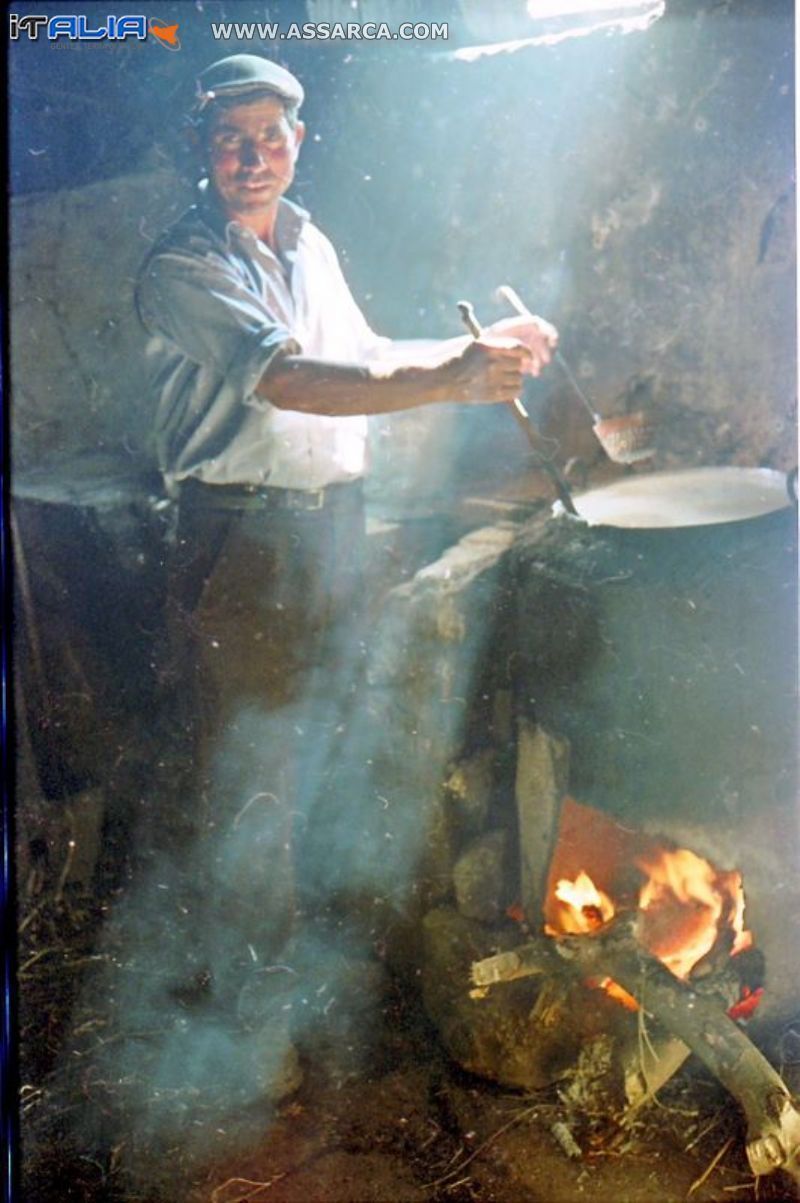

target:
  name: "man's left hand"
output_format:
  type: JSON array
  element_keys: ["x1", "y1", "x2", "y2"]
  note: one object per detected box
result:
[{"x1": 484, "y1": 315, "x2": 559, "y2": 377}]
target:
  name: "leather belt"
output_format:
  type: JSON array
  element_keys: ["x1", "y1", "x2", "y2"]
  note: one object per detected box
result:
[{"x1": 178, "y1": 476, "x2": 363, "y2": 513}]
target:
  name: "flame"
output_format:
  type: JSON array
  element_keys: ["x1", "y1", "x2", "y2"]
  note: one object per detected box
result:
[
  {"x1": 547, "y1": 873, "x2": 640, "y2": 1007},
  {"x1": 596, "y1": 976, "x2": 639, "y2": 1011},
  {"x1": 636, "y1": 848, "x2": 751, "y2": 980},
  {"x1": 546, "y1": 840, "x2": 754, "y2": 1004},
  {"x1": 553, "y1": 871, "x2": 615, "y2": 933}
]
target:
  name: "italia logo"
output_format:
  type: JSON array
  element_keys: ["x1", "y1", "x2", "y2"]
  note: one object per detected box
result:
[{"x1": 9, "y1": 13, "x2": 181, "y2": 47}]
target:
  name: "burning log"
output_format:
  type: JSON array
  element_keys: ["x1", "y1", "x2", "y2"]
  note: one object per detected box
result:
[{"x1": 471, "y1": 917, "x2": 800, "y2": 1184}]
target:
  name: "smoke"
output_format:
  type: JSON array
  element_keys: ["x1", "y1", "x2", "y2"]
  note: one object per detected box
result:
[{"x1": 66, "y1": 542, "x2": 501, "y2": 1179}]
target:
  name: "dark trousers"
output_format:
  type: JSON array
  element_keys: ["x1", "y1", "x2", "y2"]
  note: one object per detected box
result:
[{"x1": 161, "y1": 481, "x2": 368, "y2": 971}]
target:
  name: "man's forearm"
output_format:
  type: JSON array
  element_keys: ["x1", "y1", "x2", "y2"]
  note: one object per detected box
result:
[
  {"x1": 255, "y1": 332, "x2": 534, "y2": 415},
  {"x1": 255, "y1": 352, "x2": 458, "y2": 416}
]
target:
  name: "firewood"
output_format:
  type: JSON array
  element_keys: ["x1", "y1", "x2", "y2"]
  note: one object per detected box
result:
[
  {"x1": 620, "y1": 1027, "x2": 691, "y2": 1118},
  {"x1": 550, "y1": 1120, "x2": 582, "y2": 1160},
  {"x1": 471, "y1": 917, "x2": 800, "y2": 1183}
]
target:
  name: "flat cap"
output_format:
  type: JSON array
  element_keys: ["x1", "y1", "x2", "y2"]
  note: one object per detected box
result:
[{"x1": 195, "y1": 54, "x2": 304, "y2": 110}]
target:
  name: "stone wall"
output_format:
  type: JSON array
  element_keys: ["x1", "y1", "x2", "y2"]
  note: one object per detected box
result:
[{"x1": 10, "y1": 168, "x2": 189, "y2": 472}]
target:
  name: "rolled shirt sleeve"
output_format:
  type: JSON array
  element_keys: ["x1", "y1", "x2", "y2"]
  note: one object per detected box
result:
[
  {"x1": 137, "y1": 246, "x2": 307, "y2": 487},
  {"x1": 137, "y1": 252, "x2": 300, "y2": 393}
]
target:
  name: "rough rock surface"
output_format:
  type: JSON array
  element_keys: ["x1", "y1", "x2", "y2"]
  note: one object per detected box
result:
[
  {"x1": 421, "y1": 907, "x2": 579, "y2": 1091},
  {"x1": 11, "y1": 169, "x2": 190, "y2": 471},
  {"x1": 443, "y1": 749, "x2": 496, "y2": 842},
  {"x1": 452, "y1": 829, "x2": 512, "y2": 924},
  {"x1": 347, "y1": 523, "x2": 520, "y2": 915}
]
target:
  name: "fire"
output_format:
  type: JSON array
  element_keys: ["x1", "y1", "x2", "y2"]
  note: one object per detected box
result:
[
  {"x1": 539, "y1": 799, "x2": 757, "y2": 1012},
  {"x1": 553, "y1": 871, "x2": 615, "y2": 933},
  {"x1": 636, "y1": 848, "x2": 751, "y2": 980},
  {"x1": 547, "y1": 847, "x2": 753, "y2": 992},
  {"x1": 547, "y1": 872, "x2": 638, "y2": 1009}
]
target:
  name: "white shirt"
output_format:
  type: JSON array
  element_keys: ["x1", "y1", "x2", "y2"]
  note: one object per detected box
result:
[{"x1": 136, "y1": 194, "x2": 389, "y2": 490}]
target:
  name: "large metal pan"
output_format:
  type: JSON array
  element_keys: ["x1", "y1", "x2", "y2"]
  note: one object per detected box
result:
[{"x1": 570, "y1": 466, "x2": 793, "y2": 530}]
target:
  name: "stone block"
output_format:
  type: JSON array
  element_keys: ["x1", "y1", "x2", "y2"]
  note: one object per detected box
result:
[
  {"x1": 443, "y1": 748, "x2": 496, "y2": 841},
  {"x1": 353, "y1": 522, "x2": 521, "y2": 910},
  {"x1": 367, "y1": 523, "x2": 519, "y2": 690},
  {"x1": 515, "y1": 721, "x2": 570, "y2": 925},
  {"x1": 421, "y1": 906, "x2": 579, "y2": 1091},
  {"x1": 452, "y1": 830, "x2": 511, "y2": 924},
  {"x1": 11, "y1": 169, "x2": 190, "y2": 469}
]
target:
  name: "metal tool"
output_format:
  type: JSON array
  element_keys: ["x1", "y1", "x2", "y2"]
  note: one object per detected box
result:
[
  {"x1": 457, "y1": 300, "x2": 578, "y2": 515},
  {"x1": 495, "y1": 285, "x2": 656, "y2": 465}
]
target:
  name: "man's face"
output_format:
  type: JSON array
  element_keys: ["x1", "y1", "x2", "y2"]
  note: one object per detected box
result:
[{"x1": 206, "y1": 95, "x2": 304, "y2": 218}]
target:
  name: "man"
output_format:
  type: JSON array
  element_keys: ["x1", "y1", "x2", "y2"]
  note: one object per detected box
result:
[{"x1": 136, "y1": 54, "x2": 557, "y2": 1029}]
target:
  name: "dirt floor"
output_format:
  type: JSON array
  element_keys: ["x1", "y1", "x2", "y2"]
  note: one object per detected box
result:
[{"x1": 17, "y1": 879, "x2": 800, "y2": 1203}]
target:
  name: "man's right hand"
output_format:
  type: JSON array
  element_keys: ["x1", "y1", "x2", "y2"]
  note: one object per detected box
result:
[{"x1": 443, "y1": 337, "x2": 533, "y2": 405}]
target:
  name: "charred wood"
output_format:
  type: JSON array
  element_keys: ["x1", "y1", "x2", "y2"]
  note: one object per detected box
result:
[{"x1": 472, "y1": 917, "x2": 800, "y2": 1183}]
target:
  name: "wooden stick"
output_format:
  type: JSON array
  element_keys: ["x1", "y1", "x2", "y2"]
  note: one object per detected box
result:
[
  {"x1": 496, "y1": 285, "x2": 599, "y2": 424},
  {"x1": 11, "y1": 507, "x2": 48, "y2": 700},
  {"x1": 472, "y1": 919, "x2": 800, "y2": 1183},
  {"x1": 456, "y1": 301, "x2": 579, "y2": 515},
  {"x1": 687, "y1": 1137, "x2": 734, "y2": 1197}
]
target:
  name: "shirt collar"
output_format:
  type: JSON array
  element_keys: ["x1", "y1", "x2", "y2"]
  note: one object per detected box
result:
[{"x1": 196, "y1": 181, "x2": 310, "y2": 255}]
